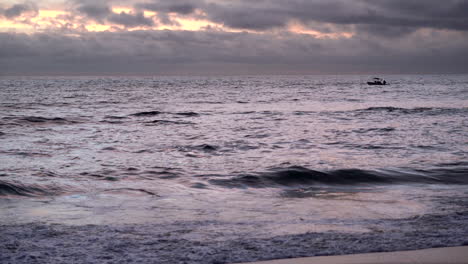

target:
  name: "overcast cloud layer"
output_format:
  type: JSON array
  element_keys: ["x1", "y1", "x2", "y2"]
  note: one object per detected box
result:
[{"x1": 1, "y1": 0, "x2": 468, "y2": 74}]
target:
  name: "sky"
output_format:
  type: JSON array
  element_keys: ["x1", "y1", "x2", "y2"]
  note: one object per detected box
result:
[{"x1": 1, "y1": 0, "x2": 468, "y2": 75}]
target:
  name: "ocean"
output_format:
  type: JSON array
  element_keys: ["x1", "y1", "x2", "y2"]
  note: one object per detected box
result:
[{"x1": 0, "y1": 75, "x2": 467, "y2": 263}]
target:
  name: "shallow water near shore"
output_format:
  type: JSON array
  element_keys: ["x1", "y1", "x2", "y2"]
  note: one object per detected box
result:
[{"x1": 1, "y1": 75, "x2": 467, "y2": 262}]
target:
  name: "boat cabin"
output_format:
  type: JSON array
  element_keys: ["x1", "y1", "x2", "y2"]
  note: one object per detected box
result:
[{"x1": 367, "y1": 77, "x2": 387, "y2": 85}]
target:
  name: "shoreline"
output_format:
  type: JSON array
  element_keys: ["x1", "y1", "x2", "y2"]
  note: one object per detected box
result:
[
  {"x1": 236, "y1": 246, "x2": 468, "y2": 264},
  {"x1": 1, "y1": 209, "x2": 467, "y2": 264}
]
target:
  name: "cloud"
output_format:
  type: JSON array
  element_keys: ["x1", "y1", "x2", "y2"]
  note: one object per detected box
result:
[
  {"x1": 362, "y1": 0, "x2": 468, "y2": 31},
  {"x1": 76, "y1": 2, "x2": 111, "y2": 21},
  {"x1": 1, "y1": 29, "x2": 467, "y2": 75},
  {"x1": 134, "y1": 0, "x2": 468, "y2": 33},
  {"x1": 108, "y1": 11, "x2": 154, "y2": 27},
  {"x1": 1, "y1": 2, "x2": 38, "y2": 19},
  {"x1": 205, "y1": 3, "x2": 287, "y2": 30},
  {"x1": 135, "y1": 0, "x2": 202, "y2": 15},
  {"x1": 356, "y1": 24, "x2": 416, "y2": 38},
  {"x1": 71, "y1": 0, "x2": 154, "y2": 27},
  {"x1": 2, "y1": 0, "x2": 468, "y2": 75}
]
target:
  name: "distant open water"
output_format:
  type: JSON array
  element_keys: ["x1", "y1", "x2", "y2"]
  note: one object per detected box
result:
[{"x1": 0, "y1": 75, "x2": 467, "y2": 263}]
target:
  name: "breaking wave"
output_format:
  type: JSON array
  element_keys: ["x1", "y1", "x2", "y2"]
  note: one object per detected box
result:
[
  {"x1": 208, "y1": 166, "x2": 468, "y2": 188},
  {"x1": 0, "y1": 180, "x2": 60, "y2": 197}
]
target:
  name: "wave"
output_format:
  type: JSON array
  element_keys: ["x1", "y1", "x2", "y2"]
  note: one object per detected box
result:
[
  {"x1": 104, "y1": 115, "x2": 127, "y2": 119},
  {"x1": 144, "y1": 120, "x2": 195, "y2": 125},
  {"x1": 100, "y1": 188, "x2": 159, "y2": 196},
  {"x1": 0, "y1": 180, "x2": 58, "y2": 197},
  {"x1": 353, "y1": 107, "x2": 467, "y2": 115},
  {"x1": 23, "y1": 116, "x2": 70, "y2": 123},
  {"x1": 130, "y1": 111, "x2": 200, "y2": 117},
  {"x1": 130, "y1": 111, "x2": 162, "y2": 117},
  {"x1": 208, "y1": 166, "x2": 468, "y2": 189},
  {"x1": 175, "y1": 112, "x2": 199, "y2": 117},
  {"x1": 2, "y1": 116, "x2": 79, "y2": 125},
  {"x1": 352, "y1": 127, "x2": 396, "y2": 133},
  {"x1": 176, "y1": 144, "x2": 219, "y2": 153}
]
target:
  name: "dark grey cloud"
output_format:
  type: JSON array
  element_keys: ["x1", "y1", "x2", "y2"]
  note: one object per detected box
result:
[
  {"x1": 71, "y1": 0, "x2": 155, "y2": 27},
  {"x1": 134, "y1": 0, "x2": 206, "y2": 25},
  {"x1": 76, "y1": 3, "x2": 111, "y2": 21},
  {"x1": 2, "y1": 29, "x2": 467, "y2": 75},
  {"x1": 108, "y1": 12, "x2": 154, "y2": 27},
  {"x1": 135, "y1": 0, "x2": 468, "y2": 33},
  {"x1": 2, "y1": 1, "x2": 468, "y2": 75},
  {"x1": 135, "y1": 0, "x2": 202, "y2": 15},
  {"x1": 205, "y1": 3, "x2": 287, "y2": 30},
  {"x1": 356, "y1": 24, "x2": 416, "y2": 38},
  {"x1": 361, "y1": 0, "x2": 468, "y2": 31},
  {"x1": 0, "y1": 2, "x2": 38, "y2": 19}
]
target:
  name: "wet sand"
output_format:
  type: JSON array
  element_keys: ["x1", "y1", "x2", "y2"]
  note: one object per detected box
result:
[{"x1": 236, "y1": 246, "x2": 468, "y2": 264}]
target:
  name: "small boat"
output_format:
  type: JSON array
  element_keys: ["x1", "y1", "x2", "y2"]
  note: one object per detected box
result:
[{"x1": 367, "y1": 77, "x2": 387, "y2": 85}]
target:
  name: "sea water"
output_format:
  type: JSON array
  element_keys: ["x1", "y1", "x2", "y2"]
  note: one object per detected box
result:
[{"x1": 0, "y1": 75, "x2": 467, "y2": 262}]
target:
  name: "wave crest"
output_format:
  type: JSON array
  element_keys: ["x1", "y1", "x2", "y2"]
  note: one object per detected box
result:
[
  {"x1": 0, "y1": 180, "x2": 57, "y2": 197},
  {"x1": 208, "y1": 166, "x2": 468, "y2": 188},
  {"x1": 355, "y1": 107, "x2": 467, "y2": 115}
]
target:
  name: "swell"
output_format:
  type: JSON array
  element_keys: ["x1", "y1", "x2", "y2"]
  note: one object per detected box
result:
[
  {"x1": 0, "y1": 180, "x2": 60, "y2": 197},
  {"x1": 2, "y1": 116, "x2": 78, "y2": 125},
  {"x1": 352, "y1": 106, "x2": 467, "y2": 115},
  {"x1": 208, "y1": 166, "x2": 468, "y2": 189},
  {"x1": 130, "y1": 111, "x2": 200, "y2": 117}
]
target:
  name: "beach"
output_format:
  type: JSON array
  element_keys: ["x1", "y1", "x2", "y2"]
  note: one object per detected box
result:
[{"x1": 237, "y1": 246, "x2": 468, "y2": 264}]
